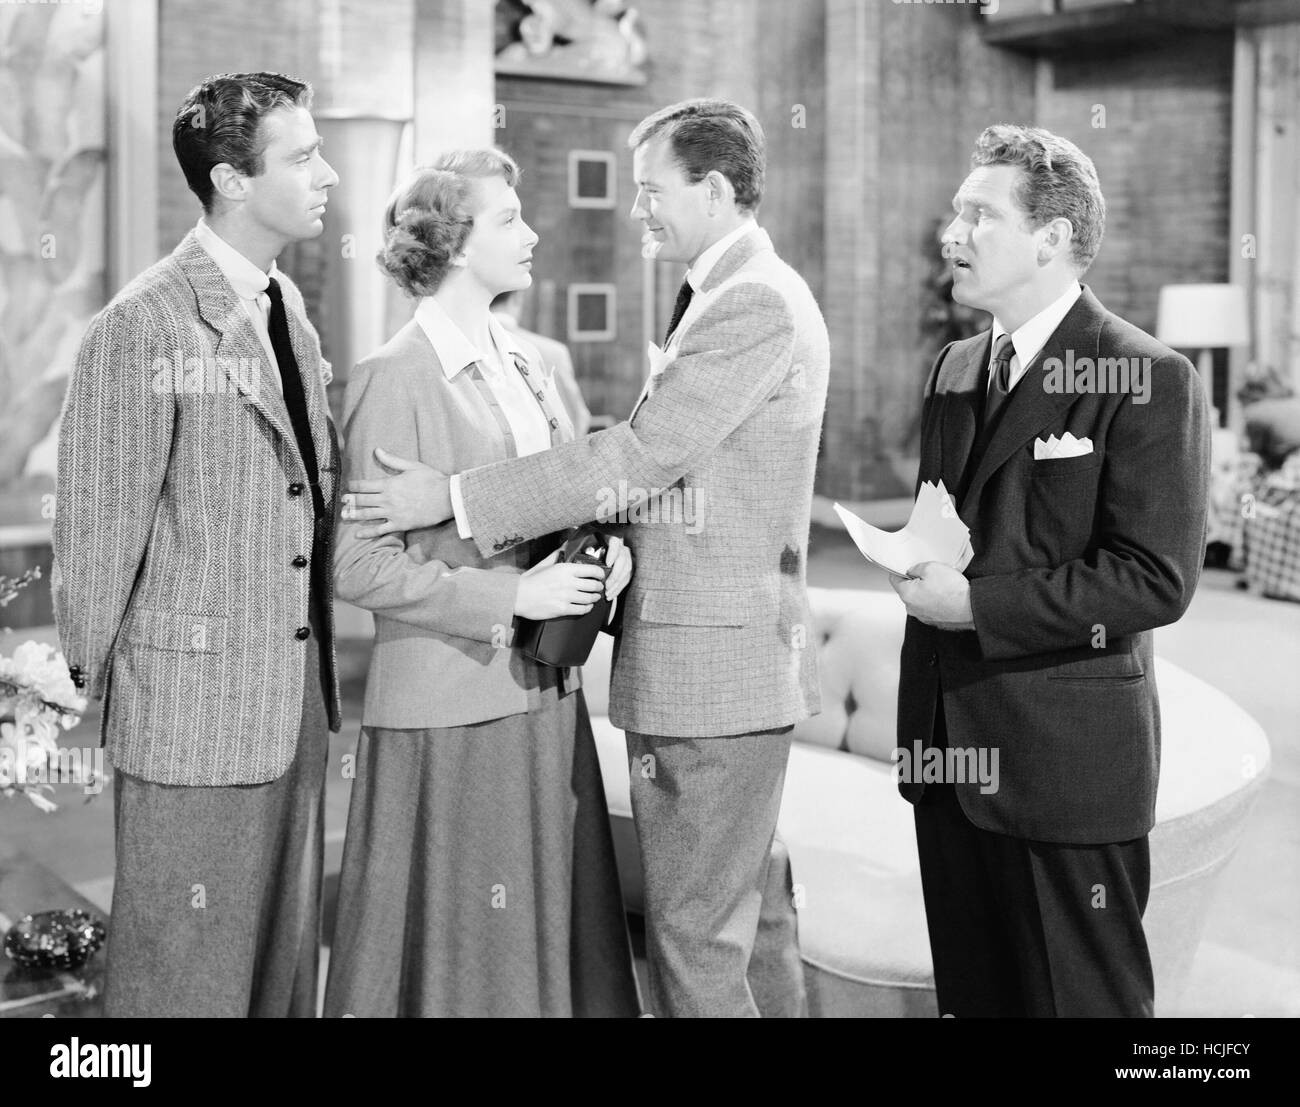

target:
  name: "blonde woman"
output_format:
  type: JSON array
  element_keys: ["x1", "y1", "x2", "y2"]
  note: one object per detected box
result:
[{"x1": 325, "y1": 149, "x2": 639, "y2": 1017}]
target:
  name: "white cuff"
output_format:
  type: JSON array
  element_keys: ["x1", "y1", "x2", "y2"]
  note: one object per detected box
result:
[{"x1": 449, "y1": 473, "x2": 473, "y2": 540}]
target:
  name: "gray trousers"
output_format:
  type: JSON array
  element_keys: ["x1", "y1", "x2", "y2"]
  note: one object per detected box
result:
[
  {"x1": 626, "y1": 728, "x2": 807, "y2": 1018},
  {"x1": 104, "y1": 615, "x2": 330, "y2": 1018}
]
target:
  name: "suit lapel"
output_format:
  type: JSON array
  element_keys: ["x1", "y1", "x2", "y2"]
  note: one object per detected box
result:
[
  {"x1": 960, "y1": 288, "x2": 1105, "y2": 519},
  {"x1": 284, "y1": 290, "x2": 337, "y2": 475},
  {"x1": 174, "y1": 232, "x2": 333, "y2": 481},
  {"x1": 175, "y1": 233, "x2": 295, "y2": 436},
  {"x1": 629, "y1": 228, "x2": 773, "y2": 425},
  {"x1": 941, "y1": 333, "x2": 990, "y2": 509}
]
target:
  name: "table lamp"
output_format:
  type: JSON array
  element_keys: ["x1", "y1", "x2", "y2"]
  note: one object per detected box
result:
[{"x1": 1156, "y1": 284, "x2": 1250, "y2": 427}]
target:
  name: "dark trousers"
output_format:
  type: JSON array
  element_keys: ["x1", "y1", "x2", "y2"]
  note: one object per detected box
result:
[
  {"x1": 912, "y1": 699, "x2": 1155, "y2": 1018},
  {"x1": 105, "y1": 599, "x2": 330, "y2": 1018}
]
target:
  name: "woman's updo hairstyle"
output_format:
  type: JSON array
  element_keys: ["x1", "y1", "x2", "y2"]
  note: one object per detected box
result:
[{"x1": 378, "y1": 147, "x2": 522, "y2": 297}]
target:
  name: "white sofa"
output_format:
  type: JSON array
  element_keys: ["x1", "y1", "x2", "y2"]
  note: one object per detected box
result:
[{"x1": 583, "y1": 586, "x2": 1272, "y2": 1017}]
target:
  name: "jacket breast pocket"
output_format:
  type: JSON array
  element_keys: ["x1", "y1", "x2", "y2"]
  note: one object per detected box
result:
[
  {"x1": 639, "y1": 588, "x2": 774, "y2": 628},
  {"x1": 125, "y1": 610, "x2": 228, "y2": 653},
  {"x1": 1029, "y1": 451, "x2": 1102, "y2": 480},
  {"x1": 1026, "y1": 451, "x2": 1103, "y2": 559}
]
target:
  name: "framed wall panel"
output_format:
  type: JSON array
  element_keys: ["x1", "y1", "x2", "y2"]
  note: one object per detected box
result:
[
  {"x1": 567, "y1": 283, "x2": 616, "y2": 342},
  {"x1": 568, "y1": 150, "x2": 617, "y2": 209}
]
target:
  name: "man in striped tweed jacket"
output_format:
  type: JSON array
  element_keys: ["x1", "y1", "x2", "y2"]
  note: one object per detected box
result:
[
  {"x1": 343, "y1": 99, "x2": 830, "y2": 1018},
  {"x1": 52, "y1": 72, "x2": 340, "y2": 1016}
]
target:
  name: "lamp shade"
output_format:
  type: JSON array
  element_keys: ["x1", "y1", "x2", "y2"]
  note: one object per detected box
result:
[{"x1": 1156, "y1": 284, "x2": 1250, "y2": 348}]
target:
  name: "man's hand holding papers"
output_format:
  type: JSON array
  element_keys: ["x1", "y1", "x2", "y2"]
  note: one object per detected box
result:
[{"x1": 834, "y1": 481, "x2": 976, "y2": 631}]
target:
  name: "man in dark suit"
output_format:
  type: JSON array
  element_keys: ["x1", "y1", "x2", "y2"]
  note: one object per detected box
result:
[{"x1": 890, "y1": 124, "x2": 1210, "y2": 1017}]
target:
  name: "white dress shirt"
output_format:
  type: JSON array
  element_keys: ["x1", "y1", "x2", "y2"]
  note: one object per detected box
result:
[
  {"x1": 193, "y1": 218, "x2": 283, "y2": 394},
  {"x1": 418, "y1": 297, "x2": 552, "y2": 459},
  {"x1": 427, "y1": 298, "x2": 553, "y2": 538},
  {"x1": 989, "y1": 280, "x2": 1083, "y2": 393}
]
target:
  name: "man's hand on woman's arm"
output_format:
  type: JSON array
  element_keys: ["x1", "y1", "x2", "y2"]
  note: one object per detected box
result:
[{"x1": 342, "y1": 446, "x2": 452, "y2": 537}]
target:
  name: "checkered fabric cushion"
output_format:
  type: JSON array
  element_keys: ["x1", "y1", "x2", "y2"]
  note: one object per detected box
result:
[
  {"x1": 1214, "y1": 452, "x2": 1262, "y2": 569},
  {"x1": 1242, "y1": 453, "x2": 1300, "y2": 600}
]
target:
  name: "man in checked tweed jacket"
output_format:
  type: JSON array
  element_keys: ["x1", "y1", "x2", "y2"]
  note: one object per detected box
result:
[
  {"x1": 52, "y1": 73, "x2": 340, "y2": 1016},
  {"x1": 343, "y1": 100, "x2": 830, "y2": 1017}
]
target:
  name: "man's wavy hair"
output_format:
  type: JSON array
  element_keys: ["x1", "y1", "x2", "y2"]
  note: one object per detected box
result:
[
  {"x1": 172, "y1": 72, "x2": 313, "y2": 213},
  {"x1": 628, "y1": 98, "x2": 766, "y2": 213},
  {"x1": 377, "y1": 148, "x2": 521, "y2": 298},
  {"x1": 971, "y1": 124, "x2": 1106, "y2": 273}
]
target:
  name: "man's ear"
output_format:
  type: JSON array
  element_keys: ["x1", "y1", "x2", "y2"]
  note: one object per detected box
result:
[
  {"x1": 705, "y1": 169, "x2": 734, "y2": 213},
  {"x1": 210, "y1": 162, "x2": 248, "y2": 205},
  {"x1": 1037, "y1": 217, "x2": 1074, "y2": 264}
]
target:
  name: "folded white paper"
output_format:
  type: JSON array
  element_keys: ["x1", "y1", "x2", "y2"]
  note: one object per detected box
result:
[
  {"x1": 834, "y1": 480, "x2": 973, "y2": 580},
  {"x1": 1034, "y1": 432, "x2": 1093, "y2": 460}
]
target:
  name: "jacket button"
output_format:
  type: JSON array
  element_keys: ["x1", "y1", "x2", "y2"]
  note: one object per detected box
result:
[
  {"x1": 928, "y1": 651, "x2": 938, "y2": 667},
  {"x1": 292, "y1": 555, "x2": 308, "y2": 568},
  {"x1": 288, "y1": 482, "x2": 304, "y2": 496},
  {"x1": 295, "y1": 626, "x2": 311, "y2": 641}
]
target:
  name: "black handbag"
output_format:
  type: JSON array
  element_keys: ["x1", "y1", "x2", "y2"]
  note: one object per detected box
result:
[{"x1": 517, "y1": 528, "x2": 612, "y2": 667}]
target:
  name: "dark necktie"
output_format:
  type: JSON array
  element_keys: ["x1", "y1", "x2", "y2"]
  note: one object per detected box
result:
[
  {"x1": 265, "y1": 278, "x2": 324, "y2": 520},
  {"x1": 664, "y1": 278, "x2": 694, "y2": 345},
  {"x1": 266, "y1": 279, "x2": 333, "y2": 704},
  {"x1": 982, "y1": 333, "x2": 1015, "y2": 431}
]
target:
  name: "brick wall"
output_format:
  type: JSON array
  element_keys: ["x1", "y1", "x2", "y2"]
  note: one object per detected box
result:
[
  {"x1": 820, "y1": 1, "x2": 1037, "y2": 499},
  {"x1": 150, "y1": 2, "x2": 1236, "y2": 502},
  {"x1": 495, "y1": 0, "x2": 825, "y2": 419},
  {"x1": 1036, "y1": 31, "x2": 1234, "y2": 333},
  {"x1": 820, "y1": 12, "x2": 1233, "y2": 500}
]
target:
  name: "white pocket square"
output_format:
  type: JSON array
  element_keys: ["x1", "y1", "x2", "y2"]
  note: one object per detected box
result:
[
  {"x1": 647, "y1": 341, "x2": 673, "y2": 377},
  {"x1": 1034, "y1": 432, "x2": 1093, "y2": 460}
]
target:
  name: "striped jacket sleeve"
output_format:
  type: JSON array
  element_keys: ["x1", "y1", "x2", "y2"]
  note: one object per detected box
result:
[{"x1": 52, "y1": 298, "x2": 176, "y2": 700}]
